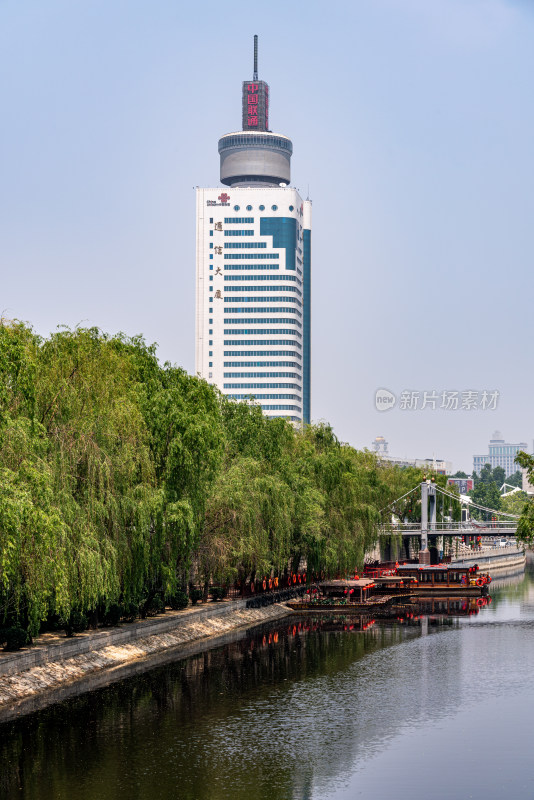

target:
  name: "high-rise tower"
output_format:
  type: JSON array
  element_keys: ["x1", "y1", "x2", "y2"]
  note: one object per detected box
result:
[{"x1": 195, "y1": 37, "x2": 311, "y2": 424}]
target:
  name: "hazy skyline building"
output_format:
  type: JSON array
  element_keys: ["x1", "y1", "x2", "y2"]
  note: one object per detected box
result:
[
  {"x1": 195, "y1": 37, "x2": 311, "y2": 424},
  {"x1": 473, "y1": 431, "x2": 529, "y2": 477}
]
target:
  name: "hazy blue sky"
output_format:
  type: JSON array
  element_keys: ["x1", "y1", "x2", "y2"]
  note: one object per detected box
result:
[{"x1": 1, "y1": 0, "x2": 533, "y2": 472}]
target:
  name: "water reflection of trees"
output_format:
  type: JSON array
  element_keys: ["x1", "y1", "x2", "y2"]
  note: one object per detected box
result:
[
  {"x1": 487, "y1": 564, "x2": 532, "y2": 608},
  {"x1": 0, "y1": 617, "x2": 462, "y2": 800}
]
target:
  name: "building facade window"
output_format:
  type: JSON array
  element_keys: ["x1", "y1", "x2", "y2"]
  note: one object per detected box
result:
[
  {"x1": 224, "y1": 242, "x2": 267, "y2": 249},
  {"x1": 225, "y1": 286, "x2": 301, "y2": 294},
  {"x1": 224, "y1": 296, "x2": 301, "y2": 304},
  {"x1": 224, "y1": 253, "x2": 279, "y2": 260},
  {"x1": 225, "y1": 318, "x2": 301, "y2": 326},
  {"x1": 260, "y1": 217, "x2": 297, "y2": 269},
  {"x1": 224, "y1": 372, "x2": 299, "y2": 378},
  {"x1": 224, "y1": 361, "x2": 301, "y2": 367},
  {"x1": 259, "y1": 406, "x2": 301, "y2": 412},
  {"x1": 225, "y1": 264, "x2": 279, "y2": 270},
  {"x1": 224, "y1": 351, "x2": 301, "y2": 358},
  {"x1": 224, "y1": 307, "x2": 302, "y2": 317},
  {"x1": 224, "y1": 328, "x2": 302, "y2": 336},
  {"x1": 224, "y1": 383, "x2": 300, "y2": 389},
  {"x1": 224, "y1": 274, "x2": 297, "y2": 281},
  {"x1": 227, "y1": 394, "x2": 300, "y2": 400},
  {"x1": 223, "y1": 339, "x2": 301, "y2": 347}
]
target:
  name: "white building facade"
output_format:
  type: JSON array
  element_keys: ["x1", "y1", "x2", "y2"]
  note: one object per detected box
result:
[
  {"x1": 473, "y1": 431, "x2": 529, "y2": 477},
  {"x1": 195, "y1": 187, "x2": 311, "y2": 423},
  {"x1": 195, "y1": 40, "x2": 311, "y2": 424}
]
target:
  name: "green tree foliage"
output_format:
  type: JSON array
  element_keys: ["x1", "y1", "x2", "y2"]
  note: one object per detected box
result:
[
  {"x1": 505, "y1": 470, "x2": 523, "y2": 489},
  {"x1": 515, "y1": 452, "x2": 534, "y2": 543},
  {"x1": 0, "y1": 321, "x2": 440, "y2": 637},
  {"x1": 469, "y1": 464, "x2": 502, "y2": 520},
  {"x1": 0, "y1": 323, "x2": 223, "y2": 634},
  {"x1": 469, "y1": 482, "x2": 501, "y2": 520},
  {"x1": 492, "y1": 466, "x2": 506, "y2": 487},
  {"x1": 500, "y1": 491, "x2": 529, "y2": 518}
]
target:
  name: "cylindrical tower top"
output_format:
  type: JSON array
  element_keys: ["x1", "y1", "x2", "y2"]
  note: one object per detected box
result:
[
  {"x1": 218, "y1": 131, "x2": 292, "y2": 187},
  {"x1": 219, "y1": 37, "x2": 292, "y2": 187}
]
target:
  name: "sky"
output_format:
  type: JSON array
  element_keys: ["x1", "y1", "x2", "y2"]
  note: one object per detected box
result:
[{"x1": 1, "y1": 0, "x2": 533, "y2": 473}]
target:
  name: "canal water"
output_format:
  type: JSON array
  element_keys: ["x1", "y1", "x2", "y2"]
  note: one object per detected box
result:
[{"x1": 1, "y1": 564, "x2": 534, "y2": 800}]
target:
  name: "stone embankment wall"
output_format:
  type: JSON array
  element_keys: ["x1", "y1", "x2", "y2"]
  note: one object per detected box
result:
[
  {"x1": 451, "y1": 546, "x2": 526, "y2": 574},
  {"x1": 0, "y1": 600, "x2": 292, "y2": 723}
]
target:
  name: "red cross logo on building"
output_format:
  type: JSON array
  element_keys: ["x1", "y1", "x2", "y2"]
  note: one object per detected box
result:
[{"x1": 218, "y1": 193, "x2": 230, "y2": 203}]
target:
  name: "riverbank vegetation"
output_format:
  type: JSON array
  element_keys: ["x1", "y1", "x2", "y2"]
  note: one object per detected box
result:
[{"x1": 1, "y1": 322, "x2": 458, "y2": 639}]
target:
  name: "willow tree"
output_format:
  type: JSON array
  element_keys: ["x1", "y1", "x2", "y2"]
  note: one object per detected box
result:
[
  {"x1": 0, "y1": 324, "x2": 225, "y2": 632},
  {"x1": 515, "y1": 452, "x2": 534, "y2": 543},
  {"x1": 0, "y1": 322, "x2": 73, "y2": 633},
  {"x1": 199, "y1": 456, "x2": 294, "y2": 584}
]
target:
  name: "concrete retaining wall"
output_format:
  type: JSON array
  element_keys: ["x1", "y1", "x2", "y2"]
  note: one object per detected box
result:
[
  {"x1": 0, "y1": 601, "x2": 292, "y2": 723},
  {"x1": 0, "y1": 597, "x2": 254, "y2": 679},
  {"x1": 451, "y1": 546, "x2": 526, "y2": 573}
]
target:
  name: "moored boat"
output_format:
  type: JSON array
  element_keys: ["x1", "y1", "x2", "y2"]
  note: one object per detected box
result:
[
  {"x1": 286, "y1": 578, "x2": 411, "y2": 611},
  {"x1": 390, "y1": 563, "x2": 491, "y2": 596}
]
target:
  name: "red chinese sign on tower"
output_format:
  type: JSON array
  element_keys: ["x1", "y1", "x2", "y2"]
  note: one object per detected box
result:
[
  {"x1": 242, "y1": 80, "x2": 269, "y2": 131},
  {"x1": 247, "y1": 83, "x2": 258, "y2": 127}
]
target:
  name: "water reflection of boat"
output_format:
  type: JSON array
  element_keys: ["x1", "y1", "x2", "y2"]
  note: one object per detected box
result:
[
  {"x1": 407, "y1": 595, "x2": 490, "y2": 616},
  {"x1": 371, "y1": 595, "x2": 491, "y2": 621}
]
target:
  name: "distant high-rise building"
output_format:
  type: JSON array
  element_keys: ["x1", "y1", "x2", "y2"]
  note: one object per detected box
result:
[
  {"x1": 473, "y1": 431, "x2": 528, "y2": 477},
  {"x1": 195, "y1": 36, "x2": 311, "y2": 424},
  {"x1": 372, "y1": 436, "x2": 389, "y2": 455}
]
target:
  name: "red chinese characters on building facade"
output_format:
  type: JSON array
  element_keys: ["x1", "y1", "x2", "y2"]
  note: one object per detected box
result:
[
  {"x1": 242, "y1": 80, "x2": 269, "y2": 131},
  {"x1": 247, "y1": 83, "x2": 259, "y2": 127}
]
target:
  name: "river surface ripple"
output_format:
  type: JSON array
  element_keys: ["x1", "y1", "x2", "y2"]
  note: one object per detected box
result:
[{"x1": 1, "y1": 565, "x2": 534, "y2": 800}]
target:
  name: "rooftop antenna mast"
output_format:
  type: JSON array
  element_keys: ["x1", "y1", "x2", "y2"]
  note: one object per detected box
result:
[{"x1": 253, "y1": 34, "x2": 258, "y2": 81}]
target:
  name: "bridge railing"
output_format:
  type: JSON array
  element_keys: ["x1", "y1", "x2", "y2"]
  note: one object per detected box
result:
[{"x1": 380, "y1": 521, "x2": 517, "y2": 535}]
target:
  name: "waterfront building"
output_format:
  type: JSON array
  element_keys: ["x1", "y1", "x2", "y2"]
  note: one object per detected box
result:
[
  {"x1": 473, "y1": 431, "x2": 529, "y2": 477},
  {"x1": 195, "y1": 37, "x2": 311, "y2": 424}
]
